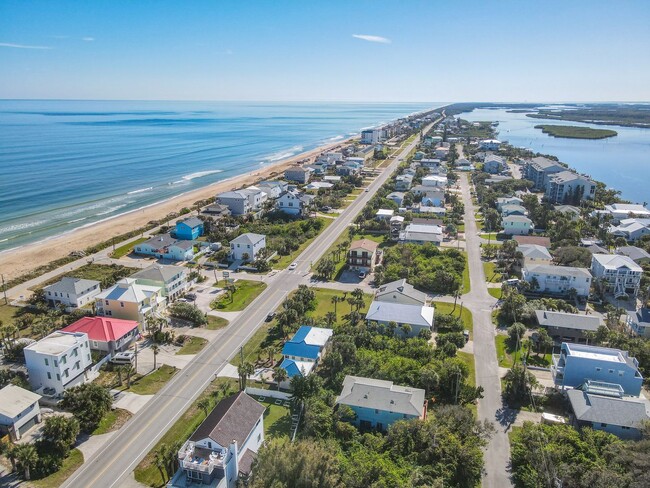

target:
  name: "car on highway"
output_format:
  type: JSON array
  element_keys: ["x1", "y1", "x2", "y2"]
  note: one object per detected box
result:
[
  {"x1": 288, "y1": 262, "x2": 298, "y2": 270},
  {"x1": 364, "y1": 188, "x2": 369, "y2": 192},
  {"x1": 265, "y1": 312, "x2": 276, "y2": 322}
]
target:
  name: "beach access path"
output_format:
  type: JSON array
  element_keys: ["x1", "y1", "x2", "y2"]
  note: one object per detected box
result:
[{"x1": 60, "y1": 120, "x2": 438, "y2": 488}]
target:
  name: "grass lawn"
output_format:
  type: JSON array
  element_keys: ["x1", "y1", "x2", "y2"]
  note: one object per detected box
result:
[
  {"x1": 479, "y1": 232, "x2": 501, "y2": 241},
  {"x1": 495, "y1": 334, "x2": 519, "y2": 368},
  {"x1": 461, "y1": 252, "x2": 471, "y2": 294},
  {"x1": 259, "y1": 399, "x2": 293, "y2": 439},
  {"x1": 0, "y1": 303, "x2": 21, "y2": 325},
  {"x1": 273, "y1": 218, "x2": 334, "y2": 269},
  {"x1": 92, "y1": 408, "x2": 132, "y2": 435},
  {"x1": 483, "y1": 261, "x2": 502, "y2": 283},
  {"x1": 230, "y1": 320, "x2": 284, "y2": 368},
  {"x1": 206, "y1": 315, "x2": 229, "y2": 330},
  {"x1": 211, "y1": 280, "x2": 267, "y2": 312},
  {"x1": 309, "y1": 287, "x2": 373, "y2": 323},
  {"x1": 176, "y1": 336, "x2": 207, "y2": 355},
  {"x1": 457, "y1": 351, "x2": 476, "y2": 387},
  {"x1": 433, "y1": 301, "x2": 474, "y2": 335},
  {"x1": 127, "y1": 365, "x2": 178, "y2": 395},
  {"x1": 111, "y1": 237, "x2": 147, "y2": 258},
  {"x1": 488, "y1": 287, "x2": 503, "y2": 299},
  {"x1": 134, "y1": 377, "x2": 239, "y2": 488},
  {"x1": 32, "y1": 448, "x2": 83, "y2": 488}
]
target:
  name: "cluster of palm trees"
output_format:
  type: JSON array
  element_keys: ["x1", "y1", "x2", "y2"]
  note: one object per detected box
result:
[{"x1": 315, "y1": 240, "x2": 350, "y2": 280}]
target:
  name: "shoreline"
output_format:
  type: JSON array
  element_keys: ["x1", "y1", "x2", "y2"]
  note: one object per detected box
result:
[{"x1": 0, "y1": 136, "x2": 354, "y2": 281}]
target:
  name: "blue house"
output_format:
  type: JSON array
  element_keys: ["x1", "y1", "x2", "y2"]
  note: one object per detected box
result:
[
  {"x1": 567, "y1": 381, "x2": 650, "y2": 440},
  {"x1": 134, "y1": 234, "x2": 196, "y2": 262},
  {"x1": 175, "y1": 217, "x2": 204, "y2": 240},
  {"x1": 281, "y1": 326, "x2": 333, "y2": 362},
  {"x1": 336, "y1": 375, "x2": 426, "y2": 431},
  {"x1": 552, "y1": 343, "x2": 643, "y2": 396}
]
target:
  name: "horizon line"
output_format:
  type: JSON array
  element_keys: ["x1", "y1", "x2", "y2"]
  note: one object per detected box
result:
[{"x1": 1, "y1": 98, "x2": 649, "y2": 104}]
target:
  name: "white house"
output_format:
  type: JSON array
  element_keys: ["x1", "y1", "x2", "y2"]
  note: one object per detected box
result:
[
  {"x1": 375, "y1": 209, "x2": 395, "y2": 220},
  {"x1": 284, "y1": 166, "x2": 312, "y2": 184},
  {"x1": 411, "y1": 185, "x2": 444, "y2": 207},
  {"x1": 496, "y1": 196, "x2": 523, "y2": 211},
  {"x1": 522, "y1": 264, "x2": 592, "y2": 297},
  {"x1": 502, "y1": 215, "x2": 533, "y2": 235},
  {"x1": 0, "y1": 385, "x2": 42, "y2": 441},
  {"x1": 591, "y1": 253, "x2": 642, "y2": 298},
  {"x1": 43, "y1": 277, "x2": 101, "y2": 310},
  {"x1": 230, "y1": 233, "x2": 266, "y2": 262},
  {"x1": 609, "y1": 218, "x2": 650, "y2": 242},
  {"x1": 422, "y1": 175, "x2": 447, "y2": 188},
  {"x1": 361, "y1": 128, "x2": 382, "y2": 144},
  {"x1": 479, "y1": 139, "x2": 501, "y2": 151},
  {"x1": 518, "y1": 244, "x2": 552, "y2": 267},
  {"x1": 256, "y1": 180, "x2": 288, "y2": 199},
  {"x1": 24, "y1": 331, "x2": 93, "y2": 396},
  {"x1": 130, "y1": 264, "x2": 189, "y2": 301},
  {"x1": 483, "y1": 155, "x2": 505, "y2": 174},
  {"x1": 399, "y1": 223, "x2": 443, "y2": 246},
  {"x1": 171, "y1": 392, "x2": 265, "y2": 488},
  {"x1": 374, "y1": 279, "x2": 428, "y2": 306},
  {"x1": 217, "y1": 187, "x2": 267, "y2": 215},
  {"x1": 602, "y1": 204, "x2": 650, "y2": 223},
  {"x1": 366, "y1": 300, "x2": 435, "y2": 338},
  {"x1": 276, "y1": 190, "x2": 312, "y2": 215},
  {"x1": 500, "y1": 204, "x2": 528, "y2": 217},
  {"x1": 395, "y1": 174, "x2": 414, "y2": 191}
]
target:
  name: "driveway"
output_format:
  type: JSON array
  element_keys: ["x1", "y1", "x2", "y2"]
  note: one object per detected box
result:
[{"x1": 113, "y1": 391, "x2": 154, "y2": 414}]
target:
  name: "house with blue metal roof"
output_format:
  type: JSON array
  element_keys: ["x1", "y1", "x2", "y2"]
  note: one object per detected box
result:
[{"x1": 278, "y1": 326, "x2": 332, "y2": 388}]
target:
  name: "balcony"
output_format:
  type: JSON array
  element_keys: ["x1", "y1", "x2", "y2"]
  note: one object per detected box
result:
[{"x1": 178, "y1": 442, "x2": 227, "y2": 475}]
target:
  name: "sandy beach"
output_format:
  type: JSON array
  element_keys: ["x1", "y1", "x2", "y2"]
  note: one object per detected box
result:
[{"x1": 0, "y1": 138, "x2": 352, "y2": 282}]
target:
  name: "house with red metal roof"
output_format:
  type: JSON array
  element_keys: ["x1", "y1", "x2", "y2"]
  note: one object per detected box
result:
[{"x1": 61, "y1": 316, "x2": 140, "y2": 356}]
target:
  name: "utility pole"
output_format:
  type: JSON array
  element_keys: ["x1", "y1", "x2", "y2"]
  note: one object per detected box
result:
[{"x1": 134, "y1": 342, "x2": 138, "y2": 373}]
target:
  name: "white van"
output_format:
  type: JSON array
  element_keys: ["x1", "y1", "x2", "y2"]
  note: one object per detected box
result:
[{"x1": 110, "y1": 351, "x2": 135, "y2": 365}]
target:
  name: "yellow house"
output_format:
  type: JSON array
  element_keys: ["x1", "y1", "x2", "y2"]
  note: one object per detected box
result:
[{"x1": 95, "y1": 278, "x2": 166, "y2": 330}]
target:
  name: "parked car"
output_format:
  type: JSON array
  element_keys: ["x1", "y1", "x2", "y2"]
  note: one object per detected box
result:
[
  {"x1": 359, "y1": 271, "x2": 366, "y2": 279},
  {"x1": 185, "y1": 293, "x2": 197, "y2": 301},
  {"x1": 463, "y1": 330, "x2": 470, "y2": 343}
]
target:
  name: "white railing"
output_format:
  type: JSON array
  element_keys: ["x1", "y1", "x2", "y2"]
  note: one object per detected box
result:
[{"x1": 245, "y1": 386, "x2": 292, "y2": 401}]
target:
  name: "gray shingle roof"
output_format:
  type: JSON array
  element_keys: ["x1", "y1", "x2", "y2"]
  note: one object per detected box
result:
[
  {"x1": 130, "y1": 264, "x2": 187, "y2": 283},
  {"x1": 535, "y1": 310, "x2": 602, "y2": 331},
  {"x1": 231, "y1": 233, "x2": 265, "y2": 246},
  {"x1": 190, "y1": 392, "x2": 265, "y2": 447},
  {"x1": 366, "y1": 301, "x2": 434, "y2": 328},
  {"x1": 179, "y1": 217, "x2": 203, "y2": 228},
  {"x1": 567, "y1": 389, "x2": 650, "y2": 429},
  {"x1": 616, "y1": 246, "x2": 650, "y2": 263},
  {"x1": 44, "y1": 276, "x2": 100, "y2": 295},
  {"x1": 525, "y1": 264, "x2": 592, "y2": 279},
  {"x1": 336, "y1": 375, "x2": 425, "y2": 417},
  {"x1": 375, "y1": 279, "x2": 428, "y2": 305}
]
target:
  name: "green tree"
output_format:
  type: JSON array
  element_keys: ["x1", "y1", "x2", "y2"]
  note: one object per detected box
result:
[
  {"x1": 60, "y1": 383, "x2": 113, "y2": 432},
  {"x1": 503, "y1": 364, "x2": 539, "y2": 405},
  {"x1": 272, "y1": 366, "x2": 288, "y2": 390},
  {"x1": 42, "y1": 414, "x2": 80, "y2": 456},
  {"x1": 197, "y1": 397, "x2": 211, "y2": 417},
  {"x1": 12, "y1": 444, "x2": 38, "y2": 480}
]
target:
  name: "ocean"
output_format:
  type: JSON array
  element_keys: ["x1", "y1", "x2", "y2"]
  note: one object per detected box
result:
[
  {"x1": 459, "y1": 107, "x2": 650, "y2": 205},
  {"x1": 0, "y1": 100, "x2": 439, "y2": 252}
]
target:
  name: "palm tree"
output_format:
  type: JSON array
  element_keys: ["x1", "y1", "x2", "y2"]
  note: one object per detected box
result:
[
  {"x1": 13, "y1": 444, "x2": 38, "y2": 480},
  {"x1": 238, "y1": 362, "x2": 254, "y2": 391},
  {"x1": 325, "y1": 311, "x2": 337, "y2": 326},
  {"x1": 272, "y1": 367, "x2": 288, "y2": 390},
  {"x1": 125, "y1": 364, "x2": 135, "y2": 388},
  {"x1": 264, "y1": 345, "x2": 277, "y2": 366},
  {"x1": 330, "y1": 295, "x2": 341, "y2": 315},
  {"x1": 197, "y1": 397, "x2": 211, "y2": 417},
  {"x1": 151, "y1": 343, "x2": 160, "y2": 370}
]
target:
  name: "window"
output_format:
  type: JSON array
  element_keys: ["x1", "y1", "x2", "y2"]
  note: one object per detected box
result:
[
  {"x1": 596, "y1": 367, "x2": 601, "y2": 372},
  {"x1": 601, "y1": 423, "x2": 608, "y2": 427},
  {"x1": 120, "y1": 301, "x2": 124, "y2": 308},
  {"x1": 375, "y1": 409, "x2": 379, "y2": 414},
  {"x1": 619, "y1": 371, "x2": 624, "y2": 377},
  {"x1": 105, "y1": 300, "x2": 109, "y2": 306},
  {"x1": 258, "y1": 433, "x2": 261, "y2": 442},
  {"x1": 44, "y1": 358, "x2": 49, "y2": 366},
  {"x1": 47, "y1": 372, "x2": 51, "y2": 380},
  {"x1": 54, "y1": 359, "x2": 58, "y2": 367},
  {"x1": 609, "y1": 369, "x2": 614, "y2": 374},
  {"x1": 56, "y1": 374, "x2": 60, "y2": 381}
]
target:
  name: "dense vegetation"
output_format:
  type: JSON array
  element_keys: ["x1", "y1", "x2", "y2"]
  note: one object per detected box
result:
[
  {"x1": 511, "y1": 422, "x2": 650, "y2": 488},
  {"x1": 534, "y1": 124, "x2": 617, "y2": 139},
  {"x1": 526, "y1": 104, "x2": 650, "y2": 128}
]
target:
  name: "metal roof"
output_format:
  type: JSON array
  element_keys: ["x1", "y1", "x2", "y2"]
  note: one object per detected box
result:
[{"x1": 336, "y1": 375, "x2": 425, "y2": 417}]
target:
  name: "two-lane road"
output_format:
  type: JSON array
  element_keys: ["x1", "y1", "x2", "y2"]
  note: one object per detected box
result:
[{"x1": 62, "y1": 122, "x2": 437, "y2": 488}]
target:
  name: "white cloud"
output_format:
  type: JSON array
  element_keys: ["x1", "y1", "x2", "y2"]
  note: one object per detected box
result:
[
  {"x1": 0, "y1": 42, "x2": 53, "y2": 50},
  {"x1": 82, "y1": 37, "x2": 95, "y2": 42},
  {"x1": 352, "y1": 34, "x2": 391, "y2": 44}
]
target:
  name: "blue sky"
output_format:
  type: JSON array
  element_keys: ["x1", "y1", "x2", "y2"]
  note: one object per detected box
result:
[{"x1": 1, "y1": 0, "x2": 649, "y2": 101}]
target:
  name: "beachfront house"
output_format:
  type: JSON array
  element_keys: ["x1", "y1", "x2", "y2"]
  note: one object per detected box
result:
[
  {"x1": 229, "y1": 233, "x2": 266, "y2": 262},
  {"x1": 399, "y1": 223, "x2": 443, "y2": 246},
  {"x1": 276, "y1": 190, "x2": 312, "y2": 215},
  {"x1": 0, "y1": 385, "x2": 42, "y2": 441},
  {"x1": 501, "y1": 215, "x2": 533, "y2": 235},
  {"x1": 24, "y1": 331, "x2": 93, "y2": 396},
  {"x1": 336, "y1": 376, "x2": 426, "y2": 431},
  {"x1": 567, "y1": 382, "x2": 650, "y2": 440},
  {"x1": 521, "y1": 264, "x2": 592, "y2": 297},
  {"x1": 523, "y1": 156, "x2": 565, "y2": 190},
  {"x1": 609, "y1": 218, "x2": 650, "y2": 242},
  {"x1": 366, "y1": 300, "x2": 434, "y2": 338},
  {"x1": 134, "y1": 234, "x2": 196, "y2": 261},
  {"x1": 534, "y1": 310, "x2": 602, "y2": 344},
  {"x1": 202, "y1": 203, "x2": 231, "y2": 220},
  {"x1": 95, "y1": 278, "x2": 166, "y2": 325},
  {"x1": 374, "y1": 279, "x2": 428, "y2": 306},
  {"x1": 551, "y1": 342, "x2": 643, "y2": 396},
  {"x1": 43, "y1": 277, "x2": 101, "y2": 310},
  {"x1": 284, "y1": 166, "x2": 312, "y2": 184},
  {"x1": 170, "y1": 392, "x2": 265, "y2": 488},
  {"x1": 130, "y1": 264, "x2": 189, "y2": 301},
  {"x1": 590, "y1": 253, "x2": 642, "y2": 298},
  {"x1": 348, "y1": 239, "x2": 379, "y2": 274},
  {"x1": 361, "y1": 129, "x2": 382, "y2": 144},
  {"x1": 175, "y1": 217, "x2": 204, "y2": 240},
  {"x1": 544, "y1": 171, "x2": 596, "y2": 204},
  {"x1": 216, "y1": 187, "x2": 267, "y2": 216},
  {"x1": 61, "y1": 316, "x2": 140, "y2": 356},
  {"x1": 256, "y1": 180, "x2": 288, "y2": 200}
]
